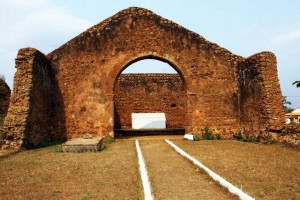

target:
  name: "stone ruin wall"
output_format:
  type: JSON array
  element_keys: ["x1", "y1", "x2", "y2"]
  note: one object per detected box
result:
[
  {"x1": 114, "y1": 74, "x2": 186, "y2": 129},
  {"x1": 239, "y1": 52, "x2": 285, "y2": 135},
  {"x1": 0, "y1": 79, "x2": 10, "y2": 118},
  {"x1": 0, "y1": 7, "x2": 286, "y2": 149},
  {"x1": 45, "y1": 7, "x2": 244, "y2": 139},
  {"x1": 1, "y1": 48, "x2": 66, "y2": 149}
]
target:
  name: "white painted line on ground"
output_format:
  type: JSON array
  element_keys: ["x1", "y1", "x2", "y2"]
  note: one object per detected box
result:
[
  {"x1": 135, "y1": 140, "x2": 154, "y2": 200},
  {"x1": 165, "y1": 139, "x2": 255, "y2": 200}
]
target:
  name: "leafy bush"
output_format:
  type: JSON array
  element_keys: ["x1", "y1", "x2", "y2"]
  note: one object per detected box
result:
[
  {"x1": 104, "y1": 137, "x2": 115, "y2": 144},
  {"x1": 248, "y1": 135, "x2": 260, "y2": 143},
  {"x1": 100, "y1": 137, "x2": 115, "y2": 151},
  {"x1": 233, "y1": 131, "x2": 243, "y2": 141},
  {"x1": 202, "y1": 126, "x2": 215, "y2": 140},
  {"x1": 193, "y1": 134, "x2": 200, "y2": 141},
  {"x1": 263, "y1": 134, "x2": 277, "y2": 144},
  {"x1": 233, "y1": 131, "x2": 261, "y2": 143}
]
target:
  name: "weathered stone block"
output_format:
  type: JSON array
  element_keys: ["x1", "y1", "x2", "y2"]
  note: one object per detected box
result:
[{"x1": 61, "y1": 137, "x2": 103, "y2": 153}]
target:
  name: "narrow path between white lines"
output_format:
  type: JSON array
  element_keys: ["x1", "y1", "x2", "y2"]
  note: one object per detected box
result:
[{"x1": 139, "y1": 140, "x2": 238, "y2": 200}]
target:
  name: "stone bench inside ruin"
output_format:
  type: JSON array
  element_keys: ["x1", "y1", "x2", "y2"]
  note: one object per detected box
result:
[
  {"x1": 132, "y1": 113, "x2": 166, "y2": 129},
  {"x1": 115, "y1": 113, "x2": 185, "y2": 136}
]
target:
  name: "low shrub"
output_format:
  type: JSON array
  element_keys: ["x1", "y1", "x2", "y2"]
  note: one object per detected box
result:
[
  {"x1": 233, "y1": 131, "x2": 243, "y2": 141},
  {"x1": 233, "y1": 131, "x2": 261, "y2": 143},
  {"x1": 202, "y1": 126, "x2": 215, "y2": 140},
  {"x1": 193, "y1": 134, "x2": 200, "y2": 141}
]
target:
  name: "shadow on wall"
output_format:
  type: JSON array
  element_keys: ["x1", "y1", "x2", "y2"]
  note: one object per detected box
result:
[
  {"x1": 48, "y1": 66, "x2": 67, "y2": 144},
  {"x1": 22, "y1": 49, "x2": 68, "y2": 147},
  {"x1": 114, "y1": 104, "x2": 121, "y2": 129}
]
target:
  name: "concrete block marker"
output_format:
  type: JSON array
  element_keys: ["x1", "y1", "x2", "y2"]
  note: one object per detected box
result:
[
  {"x1": 135, "y1": 140, "x2": 154, "y2": 200},
  {"x1": 165, "y1": 139, "x2": 255, "y2": 200},
  {"x1": 62, "y1": 137, "x2": 103, "y2": 153}
]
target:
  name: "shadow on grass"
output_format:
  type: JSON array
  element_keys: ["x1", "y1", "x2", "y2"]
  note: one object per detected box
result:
[{"x1": 0, "y1": 149, "x2": 21, "y2": 160}]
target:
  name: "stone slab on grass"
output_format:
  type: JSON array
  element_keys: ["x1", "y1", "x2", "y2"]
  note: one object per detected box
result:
[{"x1": 62, "y1": 137, "x2": 103, "y2": 153}]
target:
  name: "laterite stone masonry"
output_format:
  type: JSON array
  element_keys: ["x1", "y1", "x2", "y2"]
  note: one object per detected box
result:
[
  {"x1": 0, "y1": 79, "x2": 10, "y2": 118},
  {"x1": 1, "y1": 7, "x2": 285, "y2": 148}
]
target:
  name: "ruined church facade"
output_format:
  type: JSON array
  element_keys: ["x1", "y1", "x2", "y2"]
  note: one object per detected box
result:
[{"x1": 1, "y1": 7, "x2": 285, "y2": 148}]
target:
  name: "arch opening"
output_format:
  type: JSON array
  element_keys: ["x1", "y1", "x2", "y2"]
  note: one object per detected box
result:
[{"x1": 113, "y1": 57, "x2": 187, "y2": 137}]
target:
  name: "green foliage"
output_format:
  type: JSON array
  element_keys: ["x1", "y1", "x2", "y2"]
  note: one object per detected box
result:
[
  {"x1": 292, "y1": 81, "x2": 300, "y2": 88},
  {"x1": 248, "y1": 135, "x2": 260, "y2": 143},
  {"x1": 54, "y1": 144, "x2": 62, "y2": 153},
  {"x1": 192, "y1": 127, "x2": 221, "y2": 141},
  {"x1": 233, "y1": 131, "x2": 243, "y2": 141},
  {"x1": 283, "y1": 96, "x2": 291, "y2": 105},
  {"x1": 262, "y1": 134, "x2": 277, "y2": 144},
  {"x1": 283, "y1": 96, "x2": 293, "y2": 113},
  {"x1": 100, "y1": 137, "x2": 115, "y2": 151},
  {"x1": 215, "y1": 133, "x2": 221, "y2": 140},
  {"x1": 193, "y1": 134, "x2": 200, "y2": 141},
  {"x1": 201, "y1": 126, "x2": 215, "y2": 140},
  {"x1": 284, "y1": 106, "x2": 294, "y2": 113},
  {"x1": 104, "y1": 137, "x2": 115, "y2": 144},
  {"x1": 233, "y1": 131, "x2": 260, "y2": 143}
]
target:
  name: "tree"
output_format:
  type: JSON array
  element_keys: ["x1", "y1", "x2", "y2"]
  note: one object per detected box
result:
[
  {"x1": 283, "y1": 96, "x2": 291, "y2": 105},
  {"x1": 293, "y1": 81, "x2": 300, "y2": 88},
  {"x1": 283, "y1": 96, "x2": 293, "y2": 113}
]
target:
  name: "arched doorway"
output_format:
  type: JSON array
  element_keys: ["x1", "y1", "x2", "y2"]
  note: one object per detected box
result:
[{"x1": 114, "y1": 57, "x2": 187, "y2": 136}]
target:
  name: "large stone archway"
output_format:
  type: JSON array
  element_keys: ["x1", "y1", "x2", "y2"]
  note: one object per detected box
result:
[
  {"x1": 2, "y1": 7, "x2": 285, "y2": 148},
  {"x1": 113, "y1": 57, "x2": 187, "y2": 135}
]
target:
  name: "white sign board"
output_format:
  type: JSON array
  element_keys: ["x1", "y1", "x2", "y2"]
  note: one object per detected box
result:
[{"x1": 132, "y1": 113, "x2": 166, "y2": 129}]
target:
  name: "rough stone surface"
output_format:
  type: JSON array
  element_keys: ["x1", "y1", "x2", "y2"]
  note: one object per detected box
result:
[
  {"x1": 239, "y1": 52, "x2": 285, "y2": 135},
  {"x1": 61, "y1": 137, "x2": 103, "y2": 153},
  {"x1": 0, "y1": 79, "x2": 10, "y2": 118},
  {"x1": 1, "y1": 7, "x2": 285, "y2": 148},
  {"x1": 115, "y1": 74, "x2": 185, "y2": 129},
  {"x1": 2, "y1": 48, "x2": 66, "y2": 148}
]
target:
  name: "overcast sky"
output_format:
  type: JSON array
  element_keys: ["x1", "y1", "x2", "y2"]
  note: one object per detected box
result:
[{"x1": 0, "y1": 0, "x2": 299, "y2": 108}]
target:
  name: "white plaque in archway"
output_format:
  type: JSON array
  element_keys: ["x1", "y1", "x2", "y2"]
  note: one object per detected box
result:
[{"x1": 132, "y1": 113, "x2": 166, "y2": 129}]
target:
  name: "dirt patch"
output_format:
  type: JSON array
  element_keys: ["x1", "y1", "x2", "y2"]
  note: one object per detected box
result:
[
  {"x1": 173, "y1": 140, "x2": 300, "y2": 200},
  {"x1": 140, "y1": 140, "x2": 238, "y2": 200},
  {"x1": 0, "y1": 140, "x2": 142, "y2": 200}
]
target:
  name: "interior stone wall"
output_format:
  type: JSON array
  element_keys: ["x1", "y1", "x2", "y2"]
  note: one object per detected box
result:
[{"x1": 114, "y1": 74, "x2": 186, "y2": 129}]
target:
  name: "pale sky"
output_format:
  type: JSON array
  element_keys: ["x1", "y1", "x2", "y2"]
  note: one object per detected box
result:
[{"x1": 0, "y1": 0, "x2": 300, "y2": 108}]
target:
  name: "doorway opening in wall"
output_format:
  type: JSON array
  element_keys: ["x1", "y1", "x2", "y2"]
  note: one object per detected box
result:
[{"x1": 114, "y1": 57, "x2": 187, "y2": 137}]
